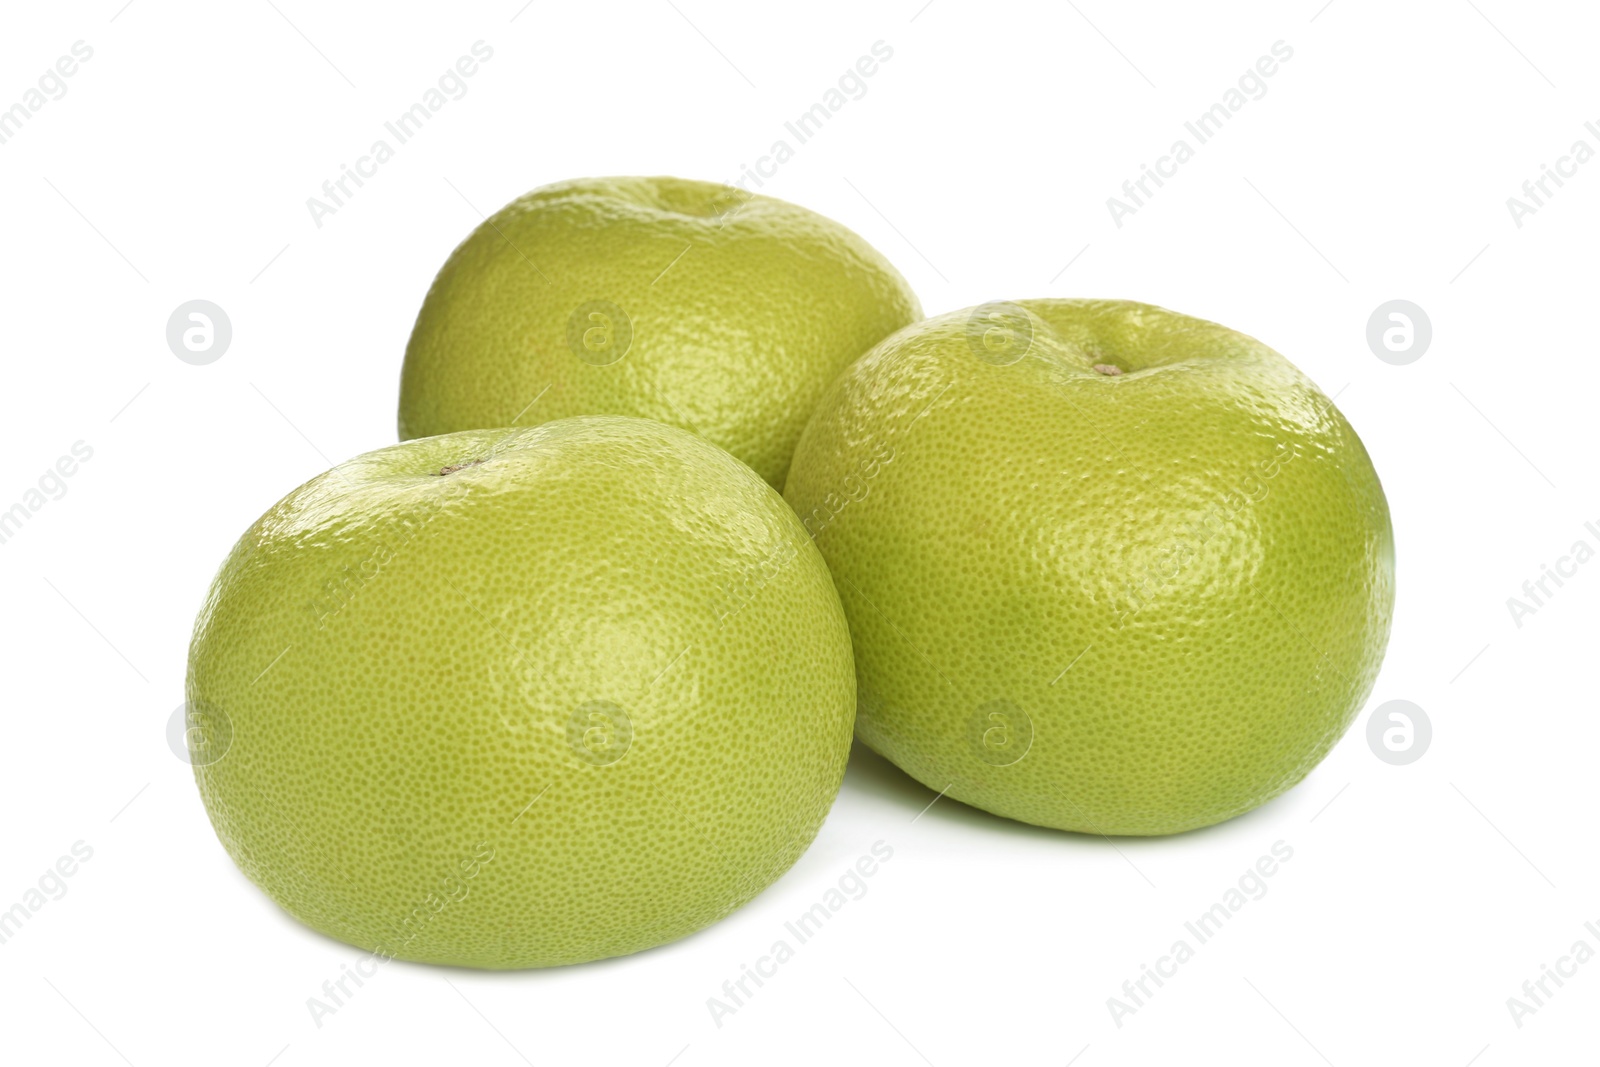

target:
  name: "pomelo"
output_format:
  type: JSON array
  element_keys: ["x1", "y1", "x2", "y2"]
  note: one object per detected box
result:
[
  {"x1": 784, "y1": 299, "x2": 1394, "y2": 836},
  {"x1": 398, "y1": 176, "x2": 921, "y2": 488},
  {"x1": 186, "y1": 416, "x2": 855, "y2": 967}
]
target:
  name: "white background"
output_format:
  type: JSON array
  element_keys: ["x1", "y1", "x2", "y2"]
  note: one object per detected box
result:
[{"x1": 1, "y1": 1, "x2": 1595, "y2": 1064}]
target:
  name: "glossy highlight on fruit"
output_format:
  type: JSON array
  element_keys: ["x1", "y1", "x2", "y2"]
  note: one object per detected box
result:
[
  {"x1": 399, "y1": 176, "x2": 922, "y2": 488},
  {"x1": 187, "y1": 416, "x2": 856, "y2": 967},
  {"x1": 785, "y1": 299, "x2": 1394, "y2": 836}
]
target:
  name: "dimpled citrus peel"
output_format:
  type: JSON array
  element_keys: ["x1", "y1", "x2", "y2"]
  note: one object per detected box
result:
[
  {"x1": 785, "y1": 299, "x2": 1394, "y2": 836},
  {"x1": 186, "y1": 416, "x2": 856, "y2": 967},
  {"x1": 399, "y1": 176, "x2": 922, "y2": 488}
]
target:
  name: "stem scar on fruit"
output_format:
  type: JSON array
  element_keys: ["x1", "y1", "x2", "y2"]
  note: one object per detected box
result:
[
  {"x1": 438, "y1": 459, "x2": 487, "y2": 476},
  {"x1": 1092, "y1": 364, "x2": 1123, "y2": 376}
]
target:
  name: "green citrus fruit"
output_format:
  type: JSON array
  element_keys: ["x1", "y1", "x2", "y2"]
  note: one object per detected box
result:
[
  {"x1": 186, "y1": 416, "x2": 855, "y2": 967},
  {"x1": 784, "y1": 299, "x2": 1394, "y2": 836},
  {"x1": 398, "y1": 176, "x2": 921, "y2": 488}
]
